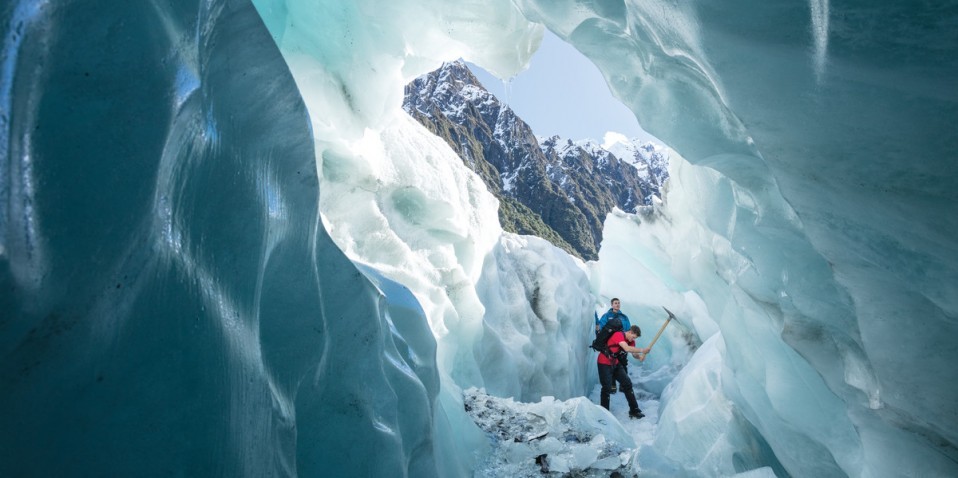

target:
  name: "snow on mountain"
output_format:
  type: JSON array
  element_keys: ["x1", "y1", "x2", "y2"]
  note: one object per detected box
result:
[
  {"x1": 538, "y1": 134, "x2": 669, "y2": 207},
  {"x1": 406, "y1": 61, "x2": 669, "y2": 208},
  {"x1": 602, "y1": 137, "x2": 670, "y2": 188},
  {"x1": 404, "y1": 60, "x2": 660, "y2": 260},
  {"x1": 405, "y1": 60, "x2": 527, "y2": 156}
]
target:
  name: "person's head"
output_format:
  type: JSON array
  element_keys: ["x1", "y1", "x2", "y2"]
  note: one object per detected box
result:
[
  {"x1": 625, "y1": 325, "x2": 641, "y2": 340},
  {"x1": 610, "y1": 298, "x2": 621, "y2": 312}
]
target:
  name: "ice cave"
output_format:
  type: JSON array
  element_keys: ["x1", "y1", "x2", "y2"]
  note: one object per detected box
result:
[{"x1": 1, "y1": 0, "x2": 956, "y2": 476}]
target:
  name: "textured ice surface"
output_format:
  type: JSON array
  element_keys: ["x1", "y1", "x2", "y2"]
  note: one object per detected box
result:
[
  {"x1": 475, "y1": 233, "x2": 594, "y2": 401},
  {"x1": 465, "y1": 388, "x2": 635, "y2": 477},
  {"x1": 547, "y1": 0, "x2": 958, "y2": 475},
  {"x1": 254, "y1": 0, "x2": 595, "y2": 414},
  {"x1": 4, "y1": 0, "x2": 957, "y2": 476},
  {"x1": 652, "y1": 335, "x2": 785, "y2": 476},
  {"x1": 0, "y1": 0, "x2": 457, "y2": 476}
]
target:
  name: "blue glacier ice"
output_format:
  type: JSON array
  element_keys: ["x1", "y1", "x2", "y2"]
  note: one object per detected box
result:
[
  {"x1": 2, "y1": 0, "x2": 956, "y2": 476},
  {"x1": 0, "y1": 0, "x2": 473, "y2": 476}
]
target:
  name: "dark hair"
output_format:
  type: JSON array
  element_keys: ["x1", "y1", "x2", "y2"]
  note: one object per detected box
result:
[
  {"x1": 611, "y1": 297, "x2": 620, "y2": 303},
  {"x1": 629, "y1": 325, "x2": 641, "y2": 336}
]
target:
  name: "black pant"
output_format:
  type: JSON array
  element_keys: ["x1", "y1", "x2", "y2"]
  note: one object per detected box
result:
[{"x1": 598, "y1": 362, "x2": 640, "y2": 414}]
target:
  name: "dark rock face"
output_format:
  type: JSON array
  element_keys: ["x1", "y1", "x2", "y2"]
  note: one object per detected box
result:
[{"x1": 403, "y1": 61, "x2": 665, "y2": 261}]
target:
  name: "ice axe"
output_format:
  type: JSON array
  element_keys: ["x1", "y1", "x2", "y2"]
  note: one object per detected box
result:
[{"x1": 645, "y1": 306, "x2": 677, "y2": 353}]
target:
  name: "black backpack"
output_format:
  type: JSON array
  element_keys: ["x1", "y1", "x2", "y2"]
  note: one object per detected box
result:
[{"x1": 591, "y1": 316, "x2": 623, "y2": 360}]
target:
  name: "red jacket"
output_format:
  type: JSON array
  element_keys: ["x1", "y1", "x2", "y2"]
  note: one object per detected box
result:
[{"x1": 597, "y1": 331, "x2": 632, "y2": 365}]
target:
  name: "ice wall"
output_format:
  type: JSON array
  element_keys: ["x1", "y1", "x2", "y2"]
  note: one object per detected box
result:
[
  {"x1": 4, "y1": 0, "x2": 956, "y2": 476},
  {"x1": 547, "y1": 0, "x2": 958, "y2": 476},
  {"x1": 1, "y1": 0, "x2": 461, "y2": 476},
  {"x1": 251, "y1": 0, "x2": 597, "y2": 408},
  {"x1": 476, "y1": 234, "x2": 595, "y2": 402}
]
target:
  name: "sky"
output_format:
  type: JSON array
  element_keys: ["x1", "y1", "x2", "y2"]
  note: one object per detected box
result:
[{"x1": 468, "y1": 30, "x2": 657, "y2": 146}]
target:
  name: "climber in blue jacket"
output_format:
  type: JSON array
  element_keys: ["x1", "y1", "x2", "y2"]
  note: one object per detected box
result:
[{"x1": 595, "y1": 297, "x2": 632, "y2": 334}]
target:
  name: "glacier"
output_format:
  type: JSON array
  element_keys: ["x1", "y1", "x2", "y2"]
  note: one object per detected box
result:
[{"x1": 2, "y1": 0, "x2": 957, "y2": 477}]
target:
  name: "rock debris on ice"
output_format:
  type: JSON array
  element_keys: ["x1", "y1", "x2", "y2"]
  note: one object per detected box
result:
[{"x1": 465, "y1": 387, "x2": 645, "y2": 477}]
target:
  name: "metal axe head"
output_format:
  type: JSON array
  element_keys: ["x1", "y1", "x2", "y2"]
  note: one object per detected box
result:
[{"x1": 662, "y1": 306, "x2": 676, "y2": 320}]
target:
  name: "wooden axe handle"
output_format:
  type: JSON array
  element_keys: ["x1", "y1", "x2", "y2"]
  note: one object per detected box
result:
[{"x1": 646, "y1": 307, "x2": 676, "y2": 352}]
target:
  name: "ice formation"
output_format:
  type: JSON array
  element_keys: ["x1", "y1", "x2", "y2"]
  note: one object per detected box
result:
[
  {"x1": 464, "y1": 387, "x2": 635, "y2": 477},
  {"x1": 2, "y1": 0, "x2": 956, "y2": 476},
  {"x1": 0, "y1": 1, "x2": 456, "y2": 476}
]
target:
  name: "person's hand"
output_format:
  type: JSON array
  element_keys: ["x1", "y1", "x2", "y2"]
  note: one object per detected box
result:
[
  {"x1": 639, "y1": 353, "x2": 647, "y2": 362},
  {"x1": 631, "y1": 352, "x2": 641, "y2": 359}
]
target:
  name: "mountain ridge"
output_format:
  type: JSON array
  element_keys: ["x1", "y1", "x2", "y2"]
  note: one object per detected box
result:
[{"x1": 403, "y1": 60, "x2": 668, "y2": 260}]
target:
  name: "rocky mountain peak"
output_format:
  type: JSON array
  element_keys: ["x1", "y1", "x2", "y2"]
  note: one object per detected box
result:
[{"x1": 403, "y1": 61, "x2": 668, "y2": 261}]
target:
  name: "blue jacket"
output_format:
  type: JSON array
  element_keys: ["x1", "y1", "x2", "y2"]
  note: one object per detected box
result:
[{"x1": 597, "y1": 308, "x2": 631, "y2": 330}]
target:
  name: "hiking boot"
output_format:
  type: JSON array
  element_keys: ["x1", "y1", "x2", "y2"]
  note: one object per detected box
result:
[{"x1": 629, "y1": 410, "x2": 645, "y2": 420}]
